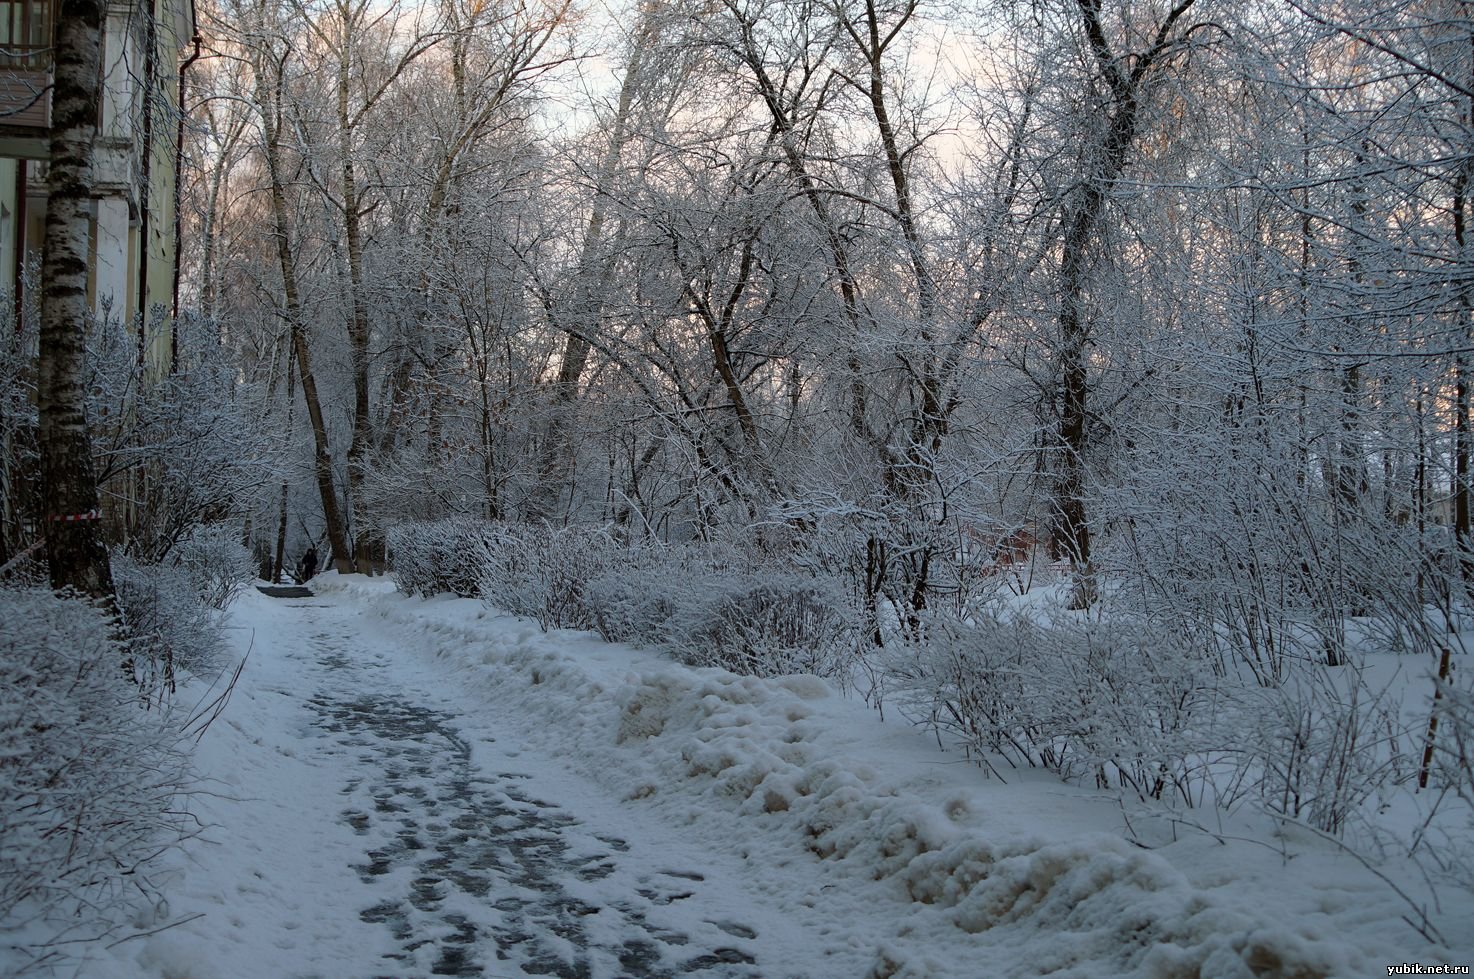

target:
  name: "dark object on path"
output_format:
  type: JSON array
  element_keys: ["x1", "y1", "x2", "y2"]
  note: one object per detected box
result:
[
  {"x1": 301, "y1": 545, "x2": 319, "y2": 582},
  {"x1": 257, "y1": 585, "x2": 314, "y2": 598}
]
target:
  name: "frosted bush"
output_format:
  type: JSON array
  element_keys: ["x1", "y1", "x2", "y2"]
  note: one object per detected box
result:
[
  {"x1": 171, "y1": 523, "x2": 255, "y2": 610},
  {"x1": 585, "y1": 564, "x2": 681, "y2": 645},
  {"x1": 582, "y1": 542, "x2": 732, "y2": 645},
  {"x1": 477, "y1": 524, "x2": 617, "y2": 631},
  {"x1": 0, "y1": 587, "x2": 191, "y2": 960},
  {"x1": 1250, "y1": 672, "x2": 1405, "y2": 835},
  {"x1": 581, "y1": 544, "x2": 860, "y2": 681},
  {"x1": 894, "y1": 613, "x2": 1224, "y2": 802},
  {"x1": 1108, "y1": 436, "x2": 1422, "y2": 680},
  {"x1": 83, "y1": 312, "x2": 281, "y2": 565},
  {"x1": 897, "y1": 606, "x2": 1423, "y2": 826},
  {"x1": 889, "y1": 614, "x2": 1053, "y2": 768},
  {"x1": 468, "y1": 522, "x2": 537, "y2": 612},
  {"x1": 113, "y1": 553, "x2": 228, "y2": 681},
  {"x1": 389, "y1": 519, "x2": 619, "y2": 630},
  {"x1": 393, "y1": 520, "x2": 855, "y2": 682},
  {"x1": 1424, "y1": 673, "x2": 1474, "y2": 887},
  {"x1": 669, "y1": 573, "x2": 857, "y2": 680},
  {"x1": 387, "y1": 517, "x2": 491, "y2": 597},
  {"x1": 108, "y1": 524, "x2": 250, "y2": 684},
  {"x1": 0, "y1": 280, "x2": 38, "y2": 581}
]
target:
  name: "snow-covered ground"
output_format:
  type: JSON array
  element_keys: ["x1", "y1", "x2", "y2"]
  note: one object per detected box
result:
[{"x1": 63, "y1": 574, "x2": 1474, "y2": 978}]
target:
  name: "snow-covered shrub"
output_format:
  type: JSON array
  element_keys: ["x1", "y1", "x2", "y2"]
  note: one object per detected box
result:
[
  {"x1": 894, "y1": 612, "x2": 1222, "y2": 802},
  {"x1": 106, "y1": 525, "x2": 250, "y2": 683},
  {"x1": 669, "y1": 573, "x2": 857, "y2": 680},
  {"x1": 171, "y1": 523, "x2": 255, "y2": 610},
  {"x1": 396, "y1": 519, "x2": 851, "y2": 683},
  {"x1": 585, "y1": 563, "x2": 682, "y2": 645},
  {"x1": 1109, "y1": 431, "x2": 1420, "y2": 681},
  {"x1": 901, "y1": 607, "x2": 1414, "y2": 822},
  {"x1": 582, "y1": 542, "x2": 728, "y2": 644},
  {"x1": 112, "y1": 553, "x2": 228, "y2": 681},
  {"x1": 0, "y1": 549, "x2": 45, "y2": 589},
  {"x1": 1249, "y1": 672, "x2": 1405, "y2": 835},
  {"x1": 387, "y1": 517, "x2": 491, "y2": 597},
  {"x1": 890, "y1": 613, "x2": 1057, "y2": 769},
  {"x1": 0, "y1": 587, "x2": 191, "y2": 959},
  {"x1": 390, "y1": 519, "x2": 619, "y2": 630},
  {"x1": 0, "y1": 280, "x2": 38, "y2": 573},
  {"x1": 581, "y1": 538, "x2": 859, "y2": 680},
  {"x1": 1426, "y1": 668, "x2": 1474, "y2": 886},
  {"x1": 477, "y1": 523, "x2": 617, "y2": 631},
  {"x1": 85, "y1": 312, "x2": 280, "y2": 564}
]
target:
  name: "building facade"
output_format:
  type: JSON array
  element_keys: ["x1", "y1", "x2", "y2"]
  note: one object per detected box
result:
[{"x1": 0, "y1": 0, "x2": 197, "y2": 376}]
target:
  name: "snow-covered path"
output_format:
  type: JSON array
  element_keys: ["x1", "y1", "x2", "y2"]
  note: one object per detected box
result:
[
  {"x1": 300, "y1": 615, "x2": 762, "y2": 977},
  {"x1": 85, "y1": 574, "x2": 1474, "y2": 979},
  {"x1": 123, "y1": 585, "x2": 831, "y2": 978}
]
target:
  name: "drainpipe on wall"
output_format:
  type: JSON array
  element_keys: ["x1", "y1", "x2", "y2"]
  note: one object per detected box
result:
[
  {"x1": 135, "y1": 0, "x2": 159, "y2": 369},
  {"x1": 12, "y1": 162, "x2": 24, "y2": 333},
  {"x1": 172, "y1": 17, "x2": 203, "y2": 360}
]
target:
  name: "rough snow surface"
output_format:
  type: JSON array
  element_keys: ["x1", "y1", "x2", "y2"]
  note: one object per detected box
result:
[{"x1": 39, "y1": 573, "x2": 1474, "y2": 977}]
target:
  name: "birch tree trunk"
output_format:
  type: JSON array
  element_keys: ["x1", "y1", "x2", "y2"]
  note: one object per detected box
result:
[{"x1": 37, "y1": 0, "x2": 114, "y2": 600}]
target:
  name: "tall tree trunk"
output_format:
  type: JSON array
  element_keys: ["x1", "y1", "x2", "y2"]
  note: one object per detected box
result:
[
  {"x1": 273, "y1": 341, "x2": 297, "y2": 582},
  {"x1": 256, "y1": 49, "x2": 352, "y2": 569},
  {"x1": 1334, "y1": 146, "x2": 1371, "y2": 511},
  {"x1": 526, "y1": 12, "x2": 654, "y2": 522},
  {"x1": 337, "y1": 27, "x2": 373, "y2": 566},
  {"x1": 1055, "y1": 196, "x2": 1102, "y2": 604},
  {"x1": 37, "y1": 0, "x2": 114, "y2": 600},
  {"x1": 1454, "y1": 31, "x2": 1474, "y2": 582},
  {"x1": 1049, "y1": 0, "x2": 1198, "y2": 608}
]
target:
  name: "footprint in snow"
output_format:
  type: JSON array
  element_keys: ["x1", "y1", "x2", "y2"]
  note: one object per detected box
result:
[{"x1": 307, "y1": 651, "x2": 760, "y2": 978}]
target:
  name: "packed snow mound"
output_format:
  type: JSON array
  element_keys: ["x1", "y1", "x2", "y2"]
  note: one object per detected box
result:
[
  {"x1": 610, "y1": 670, "x2": 1342, "y2": 978},
  {"x1": 900, "y1": 838, "x2": 1334, "y2": 978},
  {"x1": 347, "y1": 579, "x2": 1396, "y2": 978}
]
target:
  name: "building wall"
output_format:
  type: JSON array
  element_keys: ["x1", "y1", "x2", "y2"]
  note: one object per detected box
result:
[{"x1": 0, "y1": 0, "x2": 192, "y2": 369}]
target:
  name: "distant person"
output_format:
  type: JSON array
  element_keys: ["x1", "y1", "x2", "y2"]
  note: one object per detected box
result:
[{"x1": 301, "y1": 545, "x2": 319, "y2": 582}]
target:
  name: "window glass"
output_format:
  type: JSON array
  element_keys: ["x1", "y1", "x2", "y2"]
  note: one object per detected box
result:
[{"x1": 0, "y1": 0, "x2": 50, "y2": 67}]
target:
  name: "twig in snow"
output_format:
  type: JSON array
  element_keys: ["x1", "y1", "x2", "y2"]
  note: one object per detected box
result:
[
  {"x1": 104, "y1": 912, "x2": 207, "y2": 949},
  {"x1": 181, "y1": 640, "x2": 250, "y2": 742}
]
